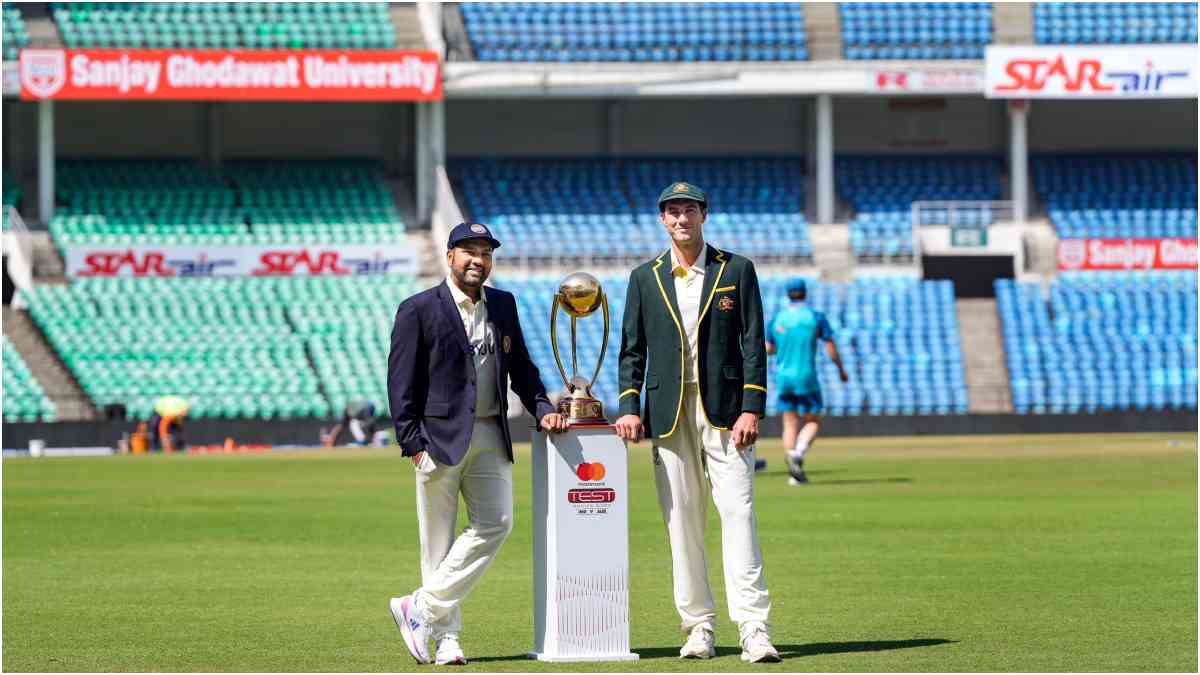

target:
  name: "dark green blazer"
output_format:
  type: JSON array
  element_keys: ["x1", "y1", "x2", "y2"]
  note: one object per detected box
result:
[{"x1": 617, "y1": 244, "x2": 767, "y2": 440}]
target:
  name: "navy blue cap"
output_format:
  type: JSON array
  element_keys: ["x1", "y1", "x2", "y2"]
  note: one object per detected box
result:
[
  {"x1": 447, "y1": 222, "x2": 501, "y2": 250},
  {"x1": 786, "y1": 278, "x2": 807, "y2": 295}
]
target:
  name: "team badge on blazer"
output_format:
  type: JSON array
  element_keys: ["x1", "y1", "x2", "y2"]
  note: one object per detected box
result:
[
  {"x1": 718, "y1": 296, "x2": 735, "y2": 312},
  {"x1": 502, "y1": 335, "x2": 512, "y2": 354}
]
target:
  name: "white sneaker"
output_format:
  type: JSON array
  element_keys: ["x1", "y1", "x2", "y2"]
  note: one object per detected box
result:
[
  {"x1": 679, "y1": 625, "x2": 716, "y2": 659},
  {"x1": 435, "y1": 635, "x2": 467, "y2": 666},
  {"x1": 389, "y1": 595, "x2": 432, "y2": 664},
  {"x1": 740, "y1": 627, "x2": 782, "y2": 663}
]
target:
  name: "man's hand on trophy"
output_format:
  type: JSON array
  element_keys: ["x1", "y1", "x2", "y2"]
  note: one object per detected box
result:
[
  {"x1": 614, "y1": 414, "x2": 644, "y2": 443},
  {"x1": 731, "y1": 412, "x2": 760, "y2": 450},
  {"x1": 540, "y1": 412, "x2": 570, "y2": 433}
]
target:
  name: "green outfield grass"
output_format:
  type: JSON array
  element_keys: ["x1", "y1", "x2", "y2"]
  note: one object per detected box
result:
[{"x1": 3, "y1": 432, "x2": 1196, "y2": 672}]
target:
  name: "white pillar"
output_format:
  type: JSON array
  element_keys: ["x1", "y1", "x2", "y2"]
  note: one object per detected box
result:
[
  {"x1": 816, "y1": 94, "x2": 834, "y2": 224},
  {"x1": 415, "y1": 101, "x2": 445, "y2": 226},
  {"x1": 38, "y1": 100, "x2": 54, "y2": 224},
  {"x1": 1009, "y1": 99, "x2": 1029, "y2": 223}
]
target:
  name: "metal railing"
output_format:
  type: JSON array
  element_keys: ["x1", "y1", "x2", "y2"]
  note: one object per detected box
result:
[{"x1": 911, "y1": 200, "x2": 1015, "y2": 269}]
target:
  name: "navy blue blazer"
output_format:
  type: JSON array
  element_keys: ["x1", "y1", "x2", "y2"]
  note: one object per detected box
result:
[{"x1": 387, "y1": 280, "x2": 555, "y2": 466}]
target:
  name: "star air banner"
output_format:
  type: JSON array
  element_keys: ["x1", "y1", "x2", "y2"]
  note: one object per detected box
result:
[
  {"x1": 985, "y1": 45, "x2": 1197, "y2": 99},
  {"x1": 64, "y1": 244, "x2": 419, "y2": 278},
  {"x1": 1057, "y1": 238, "x2": 1198, "y2": 271},
  {"x1": 19, "y1": 49, "x2": 441, "y2": 101}
]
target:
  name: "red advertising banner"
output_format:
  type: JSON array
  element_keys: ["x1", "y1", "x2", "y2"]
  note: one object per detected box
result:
[
  {"x1": 19, "y1": 48, "x2": 441, "y2": 101},
  {"x1": 1057, "y1": 238, "x2": 1198, "y2": 271}
]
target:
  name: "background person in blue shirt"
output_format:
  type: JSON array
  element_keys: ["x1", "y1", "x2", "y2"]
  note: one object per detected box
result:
[{"x1": 765, "y1": 279, "x2": 848, "y2": 485}]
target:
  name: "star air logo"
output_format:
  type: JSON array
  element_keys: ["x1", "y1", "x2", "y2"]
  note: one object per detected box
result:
[
  {"x1": 673, "y1": 183, "x2": 688, "y2": 193},
  {"x1": 470, "y1": 224, "x2": 487, "y2": 234},
  {"x1": 718, "y1": 296, "x2": 735, "y2": 312}
]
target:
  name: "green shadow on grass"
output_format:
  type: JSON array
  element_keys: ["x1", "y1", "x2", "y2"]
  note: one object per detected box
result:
[{"x1": 469, "y1": 638, "x2": 955, "y2": 663}]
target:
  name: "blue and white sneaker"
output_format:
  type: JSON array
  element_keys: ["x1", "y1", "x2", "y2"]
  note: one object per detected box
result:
[{"x1": 390, "y1": 595, "x2": 432, "y2": 664}]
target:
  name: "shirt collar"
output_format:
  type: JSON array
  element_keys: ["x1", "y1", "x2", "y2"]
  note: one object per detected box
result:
[
  {"x1": 670, "y1": 245, "x2": 706, "y2": 277},
  {"x1": 446, "y1": 276, "x2": 485, "y2": 307}
]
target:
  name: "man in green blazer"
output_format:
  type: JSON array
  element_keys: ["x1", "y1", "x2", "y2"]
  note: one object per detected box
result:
[{"x1": 615, "y1": 181, "x2": 779, "y2": 663}]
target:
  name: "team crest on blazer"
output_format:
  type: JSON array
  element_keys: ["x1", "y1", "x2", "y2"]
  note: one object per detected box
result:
[
  {"x1": 502, "y1": 335, "x2": 512, "y2": 354},
  {"x1": 718, "y1": 296, "x2": 735, "y2": 312}
]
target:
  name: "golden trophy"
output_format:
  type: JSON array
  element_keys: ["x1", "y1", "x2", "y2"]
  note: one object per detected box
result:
[{"x1": 550, "y1": 272, "x2": 610, "y2": 425}]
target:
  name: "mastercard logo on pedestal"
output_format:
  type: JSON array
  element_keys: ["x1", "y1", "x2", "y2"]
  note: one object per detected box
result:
[{"x1": 575, "y1": 462, "x2": 606, "y2": 481}]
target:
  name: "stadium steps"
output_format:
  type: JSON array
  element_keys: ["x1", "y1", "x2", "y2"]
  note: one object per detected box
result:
[
  {"x1": 20, "y1": 4, "x2": 63, "y2": 50},
  {"x1": 810, "y1": 223, "x2": 856, "y2": 282},
  {"x1": 803, "y1": 2, "x2": 843, "y2": 61},
  {"x1": 1021, "y1": 217, "x2": 1059, "y2": 281},
  {"x1": 2, "y1": 306, "x2": 97, "y2": 421},
  {"x1": 956, "y1": 298, "x2": 1013, "y2": 413},
  {"x1": 29, "y1": 231, "x2": 65, "y2": 278},
  {"x1": 993, "y1": 2, "x2": 1034, "y2": 45},
  {"x1": 443, "y1": 3, "x2": 475, "y2": 61},
  {"x1": 389, "y1": 2, "x2": 429, "y2": 51}
]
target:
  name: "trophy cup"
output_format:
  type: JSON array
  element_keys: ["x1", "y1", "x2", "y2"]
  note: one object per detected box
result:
[{"x1": 550, "y1": 272, "x2": 609, "y2": 424}]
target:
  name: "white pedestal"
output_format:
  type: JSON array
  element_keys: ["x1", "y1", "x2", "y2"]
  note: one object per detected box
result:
[{"x1": 529, "y1": 425, "x2": 639, "y2": 662}]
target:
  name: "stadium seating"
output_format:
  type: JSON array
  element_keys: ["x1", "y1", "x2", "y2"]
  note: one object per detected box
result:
[
  {"x1": 53, "y1": 2, "x2": 396, "y2": 49},
  {"x1": 1035, "y1": 2, "x2": 1197, "y2": 44},
  {"x1": 457, "y1": 157, "x2": 813, "y2": 264},
  {"x1": 838, "y1": 155, "x2": 1003, "y2": 262},
  {"x1": 996, "y1": 274, "x2": 1197, "y2": 414},
  {"x1": 49, "y1": 159, "x2": 406, "y2": 248},
  {"x1": 461, "y1": 2, "x2": 809, "y2": 62},
  {"x1": 2, "y1": 335, "x2": 57, "y2": 423},
  {"x1": 3, "y1": 4, "x2": 29, "y2": 61},
  {"x1": 841, "y1": 2, "x2": 993, "y2": 60},
  {"x1": 1034, "y1": 154, "x2": 1198, "y2": 239},
  {"x1": 498, "y1": 275, "x2": 967, "y2": 417},
  {"x1": 21, "y1": 275, "x2": 422, "y2": 421}
]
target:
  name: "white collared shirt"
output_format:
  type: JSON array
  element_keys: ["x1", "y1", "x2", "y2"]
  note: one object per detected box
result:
[
  {"x1": 670, "y1": 246, "x2": 706, "y2": 383},
  {"x1": 446, "y1": 277, "x2": 500, "y2": 417}
]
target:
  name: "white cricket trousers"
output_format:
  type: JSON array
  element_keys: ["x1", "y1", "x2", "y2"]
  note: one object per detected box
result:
[
  {"x1": 413, "y1": 418, "x2": 512, "y2": 638},
  {"x1": 653, "y1": 382, "x2": 771, "y2": 637}
]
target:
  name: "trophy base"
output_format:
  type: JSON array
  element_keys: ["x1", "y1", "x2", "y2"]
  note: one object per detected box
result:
[{"x1": 557, "y1": 396, "x2": 606, "y2": 426}]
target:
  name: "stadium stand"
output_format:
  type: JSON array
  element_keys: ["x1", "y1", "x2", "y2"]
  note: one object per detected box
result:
[
  {"x1": 2, "y1": 3, "x2": 29, "y2": 61},
  {"x1": 996, "y1": 274, "x2": 1198, "y2": 414},
  {"x1": 1034, "y1": 2, "x2": 1197, "y2": 45},
  {"x1": 52, "y1": 1, "x2": 396, "y2": 49},
  {"x1": 2, "y1": 335, "x2": 57, "y2": 423},
  {"x1": 456, "y1": 157, "x2": 812, "y2": 264},
  {"x1": 460, "y1": 2, "x2": 809, "y2": 62},
  {"x1": 48, "y1": 159, "x2": 405, "y2": 248},
  {"x1": 838, "y1": 155, "x2": 1004, "y2": 262},
  {"x1": 499, "y1": 275, "x2": 966, "y2": 417},
  {"x1": 840, "y1": 2, "x2": 993, "y2": 60},
  {"x1": 1033, "y1": 154, "x2": 1198, "y2": 239},
  {"x1": 21, "y1": 275, "x2": 421, "y2": 421}
]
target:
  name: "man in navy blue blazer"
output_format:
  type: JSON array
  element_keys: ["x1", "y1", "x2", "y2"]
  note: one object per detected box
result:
[{"x1": 387, "y1": 222, "x2": 567, "y2": 666}]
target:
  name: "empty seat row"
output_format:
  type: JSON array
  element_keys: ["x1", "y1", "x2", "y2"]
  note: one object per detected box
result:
[
  {"x1": 21, "y1": 275, "x2": 423, "y2": 421},
  {"x1": 996, "y1": 274, "x2": 1197, "y2": 414},
  {"x1": 463, "y1": 2, "x2": 809, "y2": 62}
]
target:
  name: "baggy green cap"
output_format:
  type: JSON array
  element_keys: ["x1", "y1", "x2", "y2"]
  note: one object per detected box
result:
[{"x1": 657, "y1": 181, "x2": 708, "y2": 210}]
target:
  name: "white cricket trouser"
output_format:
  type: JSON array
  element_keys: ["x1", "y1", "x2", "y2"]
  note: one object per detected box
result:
[
  {"x1": 653, "y1": 382, "x2": 771, "y2": 637},
  {"x1": 413, "y1": 418, "x2": 512, "y2": 638}
]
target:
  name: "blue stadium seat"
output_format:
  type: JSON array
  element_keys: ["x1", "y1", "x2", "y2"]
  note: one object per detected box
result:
[
  {"x1": 462, "y1": 2, "x2": 809, "y2": 62},
  {"x1": 839, "y1": 155, "x2": 1004, "y2": 263},
  {"x1": 498, "y1": 275, "x2": 968, "y2": 417},
  {"x1": 996, "y1": 274, "x2": 1197, "y2": 414},
  {"x1": 1035, "y1": 154, "x2": 1197, "y2": 239},
  {"x1": 1035, "y1": 2, "x2": 1197, "y2": 45},
  {"x1": 840, "y1": 2, "x2": 992, "y2": 60},
  {"x1": 455, "y1": 157, "x2": 814, "y2": 264}
]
